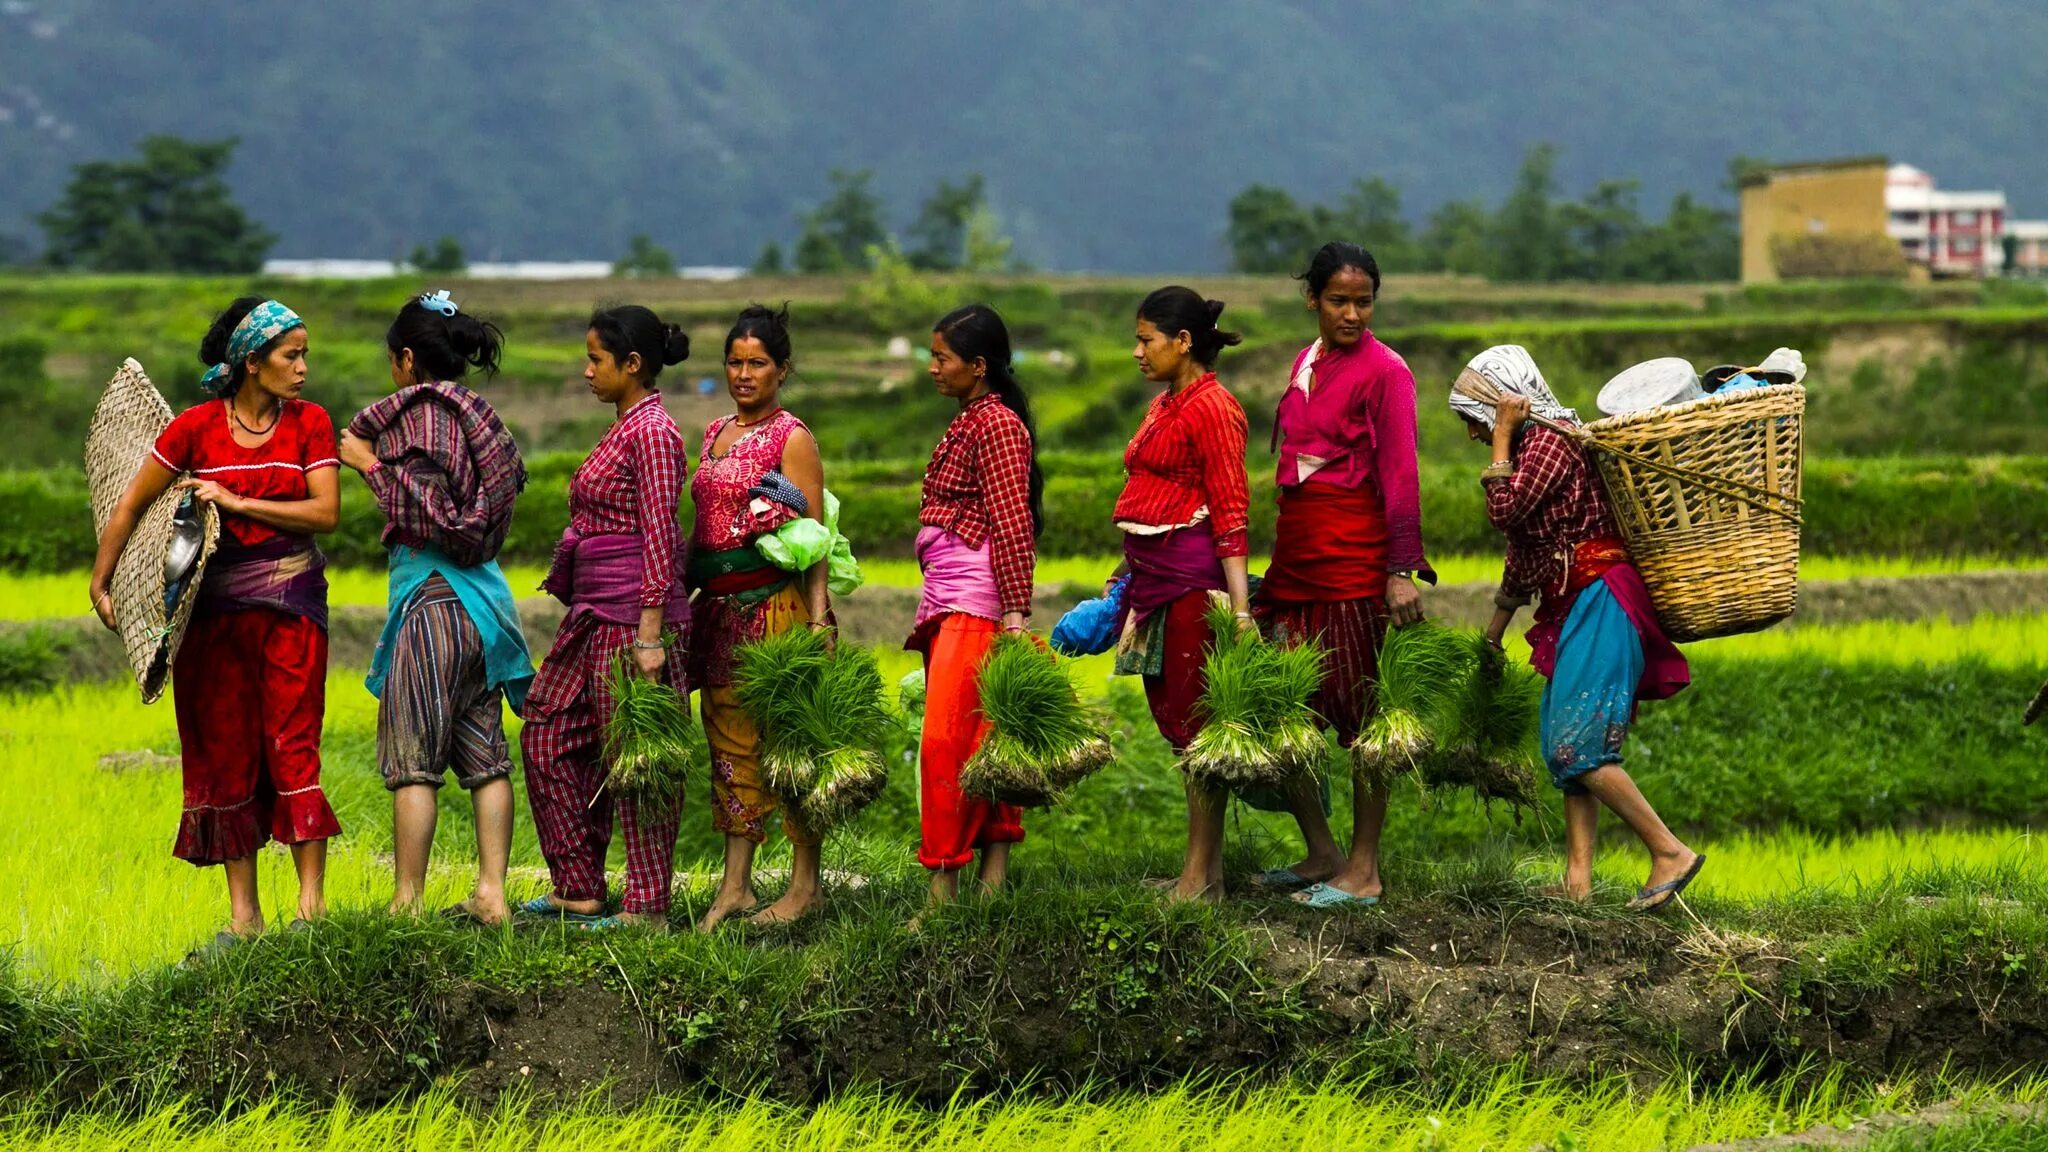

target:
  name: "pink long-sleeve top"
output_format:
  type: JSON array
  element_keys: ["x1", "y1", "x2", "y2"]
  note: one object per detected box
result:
[{"x1": 1272, "y1": 334, "x2": 1429, "y2": 572}]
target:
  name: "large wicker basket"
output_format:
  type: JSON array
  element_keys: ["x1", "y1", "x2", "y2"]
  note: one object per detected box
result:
[
  {"x1": 1576, "y1": 385, "x2": 1805, "y2": 642},
  {"x1": 84, "y1": 359, "x2": 220, "y2": 703}
]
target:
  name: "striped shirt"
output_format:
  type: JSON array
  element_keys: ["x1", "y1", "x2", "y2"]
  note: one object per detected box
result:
[
  {"x1": 1112, "y1": 373, "x2": 1250, "y2": 558},
  {"x1": 567, "y1": 393, "x2": 687, "y2": 609},
  {"x1": 918, "y1": 393, "x2": 1037, "y2": 616},
  {"x1": 351, "y1": 380, "x2": 526, "y2": 568},
  {"x1": 150, "y1": 399, "x2": 338, "y2": 547}
]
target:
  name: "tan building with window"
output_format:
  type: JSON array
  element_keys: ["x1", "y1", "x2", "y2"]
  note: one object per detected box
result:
[{"x1": 1738, "y1": 156, "x2": 1891, "y2": 283}]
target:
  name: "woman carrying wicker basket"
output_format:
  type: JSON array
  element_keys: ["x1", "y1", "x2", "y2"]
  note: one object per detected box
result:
[
  {"x1": 88, "y1": 297, "x2": 341, "y2": 947},
  {"x1": 1452, "y1": 345, "x2": 1701, "y2": 910},
  {"x1": 1109, "y1": 287, "x2": 1253, "y2": 904},
  {"x1": 690, "y1": 305, "x2": 836, "y2": 931},
  {"x1": 519, "y1": 305, "x2": 692, "y2": 931},
  {"x1": 908, "y1": 304, "x2": 1041, "y2": 909},
  {"x1": 1250, "y1": 243, "x2": 1435, "y2": 909},
  {"x1": 339, "y1": 292, "x2": 532, "y2": 927}
]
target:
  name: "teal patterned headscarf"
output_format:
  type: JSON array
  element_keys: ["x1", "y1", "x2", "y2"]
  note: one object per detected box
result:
[{"x1": 200, "y1": 299, "x2": 304, "y2": 394}]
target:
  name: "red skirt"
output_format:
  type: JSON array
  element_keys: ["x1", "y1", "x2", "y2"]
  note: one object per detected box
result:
[
  {"x1": 1259, "y1": 482, "x2": 1390, "y2": 604},
  {"x1": 171, "y1": 609, "x2": 340, "y2": 865}
]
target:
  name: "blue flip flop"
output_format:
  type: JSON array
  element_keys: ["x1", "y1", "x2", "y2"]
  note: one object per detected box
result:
[
  {"x1": 1253, "y1": 867, "x2": 1314, "y2": 892},
  {"x1": 514, "y1": 895, "x2": 605, "y2": 924},
  {"x1": 1292, "y1": 882, "x2": 1382, "y2": 909},
  {"x1": 1627, "y1": 852, "x2": 1707, "y2": 912}
]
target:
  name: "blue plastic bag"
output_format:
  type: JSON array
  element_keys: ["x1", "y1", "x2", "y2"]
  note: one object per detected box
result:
[{"x1": 1051, "y1": 574, "x2": 1129, "y2": 657}]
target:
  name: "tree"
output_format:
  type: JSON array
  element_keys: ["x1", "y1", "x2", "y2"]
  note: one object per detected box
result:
[
  {"x1": 1491, "y1": 142, "x2": 1564, "y2": 280},
  {"x1": 906, "y1": 174, "x2": 986, "y2": 271},
  {"x1": 37, "y1": 135, "x2": 275, "y2": 273},
  {"x1": 1418, "y1": 199, "x2": 1492, "y2": 275},
  {"x1": 612, "y1": 233, "x2": 676, "y2": 278},
  {"x1": 1226, "y1": 184, "x2": 1315, "y2": 273},
  {"x1": 753, "y1": 240, "x2": 786, "y2": 276},
  {"x1": 1633, "y1": 192, "x2": 1737, "y2": 282},
  {"x1": 794, "y1": 168, "x2": 888, "y2": 273},
  {"x1": 1556, "y1": 179, "x2": 1644, "y2": 280},
  {"x1": 960, "y1": 204, "x2": 1014, "y2": 273},
  {"x1": 1323, "y1": 178, "x2": 1414, "y2": 270},
  {"x1": 408, "y1": 235, "x2": 467, "y2": 274}
]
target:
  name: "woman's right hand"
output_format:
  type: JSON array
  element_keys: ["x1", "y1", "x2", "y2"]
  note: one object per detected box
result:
[
  {"x1": 632, "y1": 643, "x2": 667, "y2": 682},
  {"x1": 89, "y1": 581, "x2": 117, "y2": 631}
]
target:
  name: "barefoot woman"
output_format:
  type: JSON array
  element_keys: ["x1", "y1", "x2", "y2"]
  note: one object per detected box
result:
[
  {"x1": 520, "y1": 305, "x2": 692, "y2": 930},
  {"x1": 88, "y1": 297, "x2": 341, "y2": 946},
  {"x1": 910, "y1": 304, "x2": 1041, "y2": 911},
  {"x1": 1110, "y1": 287, "x2": 1252, "y2": 903},
  {"x1": 1453, "y1": 345, "x2": 1703, "y2": 909},
  {"x1": 341, "y1": 291, "x2": 531, "y2": 926},
  {"x1": 690, "y1": 305, "x2": 835, "y2": 930},
  {"x1": 1251, "y1": 242, "x2": 1434, "y2": 909}
]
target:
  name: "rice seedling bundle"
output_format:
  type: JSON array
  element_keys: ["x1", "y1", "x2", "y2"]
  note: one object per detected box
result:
[
  {"x1": 731, "y1": 626, "x2": 891, "y2": 832},
  {"x1": 960, "y1": 634, "x2": 1114, "y2": 807},
  {"x1": 601, "y1": 649, "x2": 699, "y2": 810},
  {"x1": 1180, "y1": 602, "x2": 1328, "y2": 789},
  {"x1": 1425, "y1": 634, "x2": 1544, "y2": 807},
  {"x1": 1353, "y1": 622, "x2": 1475, "y2": 790}
]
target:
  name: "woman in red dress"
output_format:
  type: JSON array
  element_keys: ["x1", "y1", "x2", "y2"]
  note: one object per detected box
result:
[
  {"x1": 89, "y1": 297, "x2": 342, "y2": 948},
  {"x1": 1109, "y1": 286, "x2": 1252, "y2": 903}
]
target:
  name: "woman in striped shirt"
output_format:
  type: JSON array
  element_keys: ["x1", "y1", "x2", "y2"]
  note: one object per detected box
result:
[
  {"x1": 910, "y1": 304, "x2": 1041, "y2": 910},
  {"x1": 1110, "y1": 287, "x2": 1252, "y2": 903}
]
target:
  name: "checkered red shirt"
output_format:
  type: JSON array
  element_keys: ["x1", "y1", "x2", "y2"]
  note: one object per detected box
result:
[
  {"x1": 1484, "y1": 424, "x2": 1621, "y2": 601},
  {"x1": 566, "y1": 394, "x2": 686, "y2": 609},
  {"x1": 918, "y1": 393, "x2": 1037, "y2": 616},
  {"x1": 1111, "y1": 373, "x2": 1251, "y2": 558}
]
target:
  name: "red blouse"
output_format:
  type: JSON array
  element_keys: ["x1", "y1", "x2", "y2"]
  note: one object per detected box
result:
[
  {"x1": 1112, "y1": 373, "x2": 1251, "y2": 558},
  {"x1": 1484, "y1": 424, "x2": 1622, "y2": 602},
  {"x1": 1273, "y1": 335, "x2": 1429, "y2": 573},
  {"x1": 150, "y1": 399, "x2": 338, "y2": 547},
  {"x1": 918, "y1": 393, "x2": 1037, "y2": 617},
  {"x1": 567, "y1": 393, "x2": 687, "y2": 609}
]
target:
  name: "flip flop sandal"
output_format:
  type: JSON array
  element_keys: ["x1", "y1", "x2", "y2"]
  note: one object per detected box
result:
[
  {"x1": 183, "y1": 930, "x2": 246, "y2": 965},
  {"x1": 1627, "y1": 853, "x2": 1707, "y2": 913},
  {"x1": 1251, "y1": 867, "x2": 1315, "y2": 892},
  {"x1": 514, "y1": 895, "x2": 605, "y2": 924},
  {"x1": 1292, "y1": 882, "x2": 1382, "y2": 909},
  {"x1": 574, "y1": 915, "x2": 631, "y2": 932},
  {"x1": 1138, "y1": 877, "x2": 1178, "y2": 892}
]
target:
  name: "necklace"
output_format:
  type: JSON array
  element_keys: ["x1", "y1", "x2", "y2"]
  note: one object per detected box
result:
[
  {"x1": 731, "y1": 406, "x2": 783, "y2": 429},
  {"x1": 230, "y1": 398, "x2": 282, "y2": 436}
]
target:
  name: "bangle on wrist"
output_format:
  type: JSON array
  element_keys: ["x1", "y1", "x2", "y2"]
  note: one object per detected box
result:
[{"x1": 630, "y1": 638, "x2": 666, "y2": 650}]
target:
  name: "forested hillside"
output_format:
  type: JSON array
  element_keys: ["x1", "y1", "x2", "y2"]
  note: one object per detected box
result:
[{"x1": 4, "y1": 1, "x2": 2046, "y2": 269}]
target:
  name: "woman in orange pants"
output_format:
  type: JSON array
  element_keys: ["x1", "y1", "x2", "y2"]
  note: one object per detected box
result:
[{"x1": 910, "y1": 304, "x2": 1043, "y2": 908}]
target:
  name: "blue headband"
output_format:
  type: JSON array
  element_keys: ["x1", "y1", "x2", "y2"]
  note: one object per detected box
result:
[{"x1": 199, "y1": 300, "x2": 304, "y2": 392}]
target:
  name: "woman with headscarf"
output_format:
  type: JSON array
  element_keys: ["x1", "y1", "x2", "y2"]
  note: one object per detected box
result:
[
  {"x1": 340, "y1": 290, "x2": 532, "y2": 926},
  {"x1": 1451, "y1": 345, "x2": 1701, "y2": 909},
  {"x1": 88, "y1": 296, "x2": 341, "y2": 949},
  {"x1": 519, "y1": 304, "x2": 692, "y2": 931}
]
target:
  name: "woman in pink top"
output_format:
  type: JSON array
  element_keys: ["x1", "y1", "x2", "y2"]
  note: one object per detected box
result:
[{"x1": 1252, "y1": 242, "x2": 1434, "y2": 908}]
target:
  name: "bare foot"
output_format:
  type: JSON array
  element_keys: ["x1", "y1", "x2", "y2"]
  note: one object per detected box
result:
[
  {"x1": 1540, "y1": 882, "x2": 1592, "y2": 904},
  {"x1": 1166, "y1": 880, "x2": 1222, "y2": 905},
  {"x1": 752, "y1": 890, "x2": 824, "y2": 926},
  {"x1": 697, "y1": 890, "x2": 758, "y2": 933},
  {"x1": 296, "y1": 899, "x2": 328, "y2": 922},
  {"x1": 614, "y1": 911, "x2": 666, "y2": 930},
  {"x1": 446, "y1": 897, "x2": 509, "y2": 927},
  {"x1": 228, "y1": 916, "x2": 265, "y2": 938},
  {"x1": 388, "y1": 896, "x2": 426, "y2": 917},
  {"x1": 1139, "y1": 877, "x2": 1177, "y2": 892}
]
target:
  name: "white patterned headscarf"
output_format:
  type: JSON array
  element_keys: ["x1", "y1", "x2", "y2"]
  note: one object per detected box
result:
[{"x1": 1448, "y1": 344, "x2": 1578, "y2": 431}]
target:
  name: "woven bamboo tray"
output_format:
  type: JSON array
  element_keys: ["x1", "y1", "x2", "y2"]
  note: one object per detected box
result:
[
  {"x1": 1577, "y1": 385, "x2": 1805, "y2": 642},
  {"x1": 84, "y1": 359, "x2": 220, "y2": 703}
]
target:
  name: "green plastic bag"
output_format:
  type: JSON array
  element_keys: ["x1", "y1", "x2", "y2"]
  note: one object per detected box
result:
[{"x1": 756, "y1": 488, "x2": 864, "y2": 596}]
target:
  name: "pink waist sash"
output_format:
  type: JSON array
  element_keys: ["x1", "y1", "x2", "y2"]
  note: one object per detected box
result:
[{"x1": 912, "y1": 526, "x2": 1002, "y2": 633}]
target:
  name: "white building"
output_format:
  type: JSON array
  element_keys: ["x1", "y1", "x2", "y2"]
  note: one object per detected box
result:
[{"x1": 1885, "y1": 164, "x2": 2007, "y2": 277}]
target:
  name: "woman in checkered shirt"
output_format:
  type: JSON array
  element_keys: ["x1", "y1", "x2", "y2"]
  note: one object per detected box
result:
[
  {"x1": 1454, "y1": 345, "x2": 1702, "y2": 912},
  {"x1": 909, "y1": 304, "x2": 1043, "y2": 911}
]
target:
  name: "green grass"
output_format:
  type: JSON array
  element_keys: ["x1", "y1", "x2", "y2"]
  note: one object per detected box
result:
[{"x1": 0, "y1": 1072, "x2": 2026, "y2": 1151}]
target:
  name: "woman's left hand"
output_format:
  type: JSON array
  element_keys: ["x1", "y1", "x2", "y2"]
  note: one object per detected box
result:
[
  {"x1": 633, "y1": 643, "x2": 667, "y2": 682},
  {"x1": 1385, "y1": 575, "x2": 1425, "y2": 628},
  {"x1": 1001, "y1": 611, "x2": 1028, "y2": 634},
  {"x1": 178, "y1": 478, "x2": 241, "y2": 515},
  {"x1": 1495, "y1": 392, "x2": 1532, "y2": 431},
  {"x1": 338, "y1": 429, "x2": 379, "y2": 475}
]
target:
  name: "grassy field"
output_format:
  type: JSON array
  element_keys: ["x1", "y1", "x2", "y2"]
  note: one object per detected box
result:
[{"x1": 0, "y1": 1074, "x2": 2028, "y2": 1152}]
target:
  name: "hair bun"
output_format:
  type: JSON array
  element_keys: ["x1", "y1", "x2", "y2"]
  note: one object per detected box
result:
[
  {"x1": 1204, "y1": 298, "x2": 1227, "y2": 326},
  {"x1": 662, "y1": 323, "x2": 691, "y2": 366}
]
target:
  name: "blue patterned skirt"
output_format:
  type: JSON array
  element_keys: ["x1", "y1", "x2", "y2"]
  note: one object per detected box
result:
[{"x1": 1539, "y1": 579, "x2": 1645, "y2": 795}]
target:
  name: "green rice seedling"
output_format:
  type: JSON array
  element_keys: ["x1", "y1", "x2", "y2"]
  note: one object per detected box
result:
[
  {"x1": 1426, "y1": 636, "x2": 1544, "y2": 807},
  {"x1": 961, "y1": 634, "x2": 1114, "y2": 807},
  {"x1": 600, "y1": 648, "x2": 698, "y2": 810},
  {"x1": 1182, "y1": 602, "x2": 1327, "y2": 789},
  {"x1": 731, "y1": 627, "x2": 891, "y2": 832},
  {"x1": 1354, "y1": 622, "x2": 1474, "y2": 790}
]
